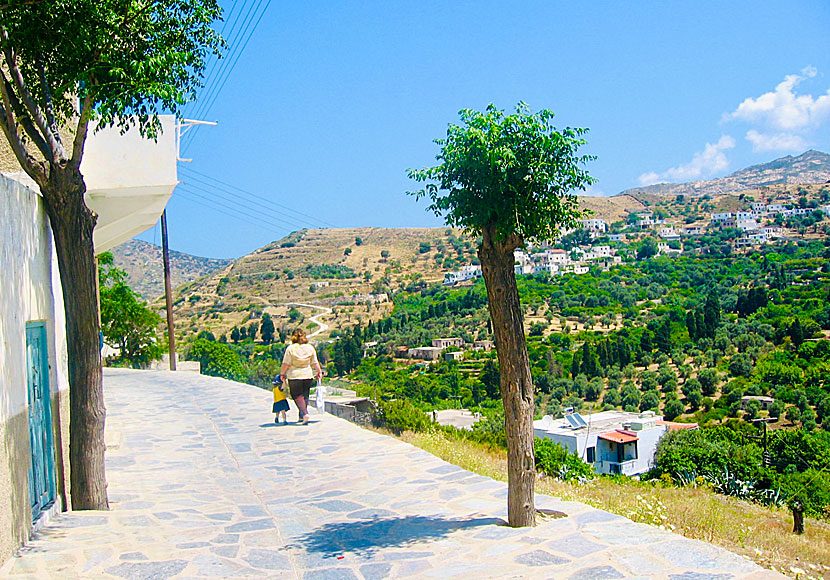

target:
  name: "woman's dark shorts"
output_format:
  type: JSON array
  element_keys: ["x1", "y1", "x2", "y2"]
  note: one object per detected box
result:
[{"x1": 288, "y1": 378, "x2": 314, "y2": 401}]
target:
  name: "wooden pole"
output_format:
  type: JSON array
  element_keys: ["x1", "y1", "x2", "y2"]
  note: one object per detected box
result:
[{"x1": 161, "y1": 209, "x2": 176, "y2": 371}]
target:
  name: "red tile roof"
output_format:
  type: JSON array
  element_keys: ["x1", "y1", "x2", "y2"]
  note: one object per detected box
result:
[{"x1": 599, "y1": 430, "x2": 639, "y2": 444}]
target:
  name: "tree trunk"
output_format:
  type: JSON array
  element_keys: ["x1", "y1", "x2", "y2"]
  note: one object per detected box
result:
[
  {"x1": 792, "y1": 504, "x2": 804, "y2": 535},
  {"x1": 40, "y1": 167, "x2": 109, "y2": 510},
  {"x1": 478, "y1": 227, "x2": 535, "y2": 527}
]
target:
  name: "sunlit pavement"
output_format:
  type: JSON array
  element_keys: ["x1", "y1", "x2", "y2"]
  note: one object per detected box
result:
[{"x1": 1, "y1": 368, "x2": 786, "y2": 579}]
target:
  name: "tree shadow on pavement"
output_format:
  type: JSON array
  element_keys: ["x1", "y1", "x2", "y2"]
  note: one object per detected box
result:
[{"x1": 289, "y1": 515, "x2": 506, "y2": 558}]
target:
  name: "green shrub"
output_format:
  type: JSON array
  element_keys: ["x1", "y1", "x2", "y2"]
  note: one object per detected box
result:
[
  {"x1": 535, "y1": 437, "x2": 595, "y2": 481},
  {"x1": 186, "y1": 339, "x2": 247, "y2": 382},
  {"x1": 775, "y1": 469, "x2": 830, "y2": 518},
  {"x1": 379, "y1": 399, "x2": 431, "y2": 434}
]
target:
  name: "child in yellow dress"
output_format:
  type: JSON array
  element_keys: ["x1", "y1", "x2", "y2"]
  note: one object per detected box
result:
[{"x1": 272, "y1": 375, "x2": 290, "y2": 424}]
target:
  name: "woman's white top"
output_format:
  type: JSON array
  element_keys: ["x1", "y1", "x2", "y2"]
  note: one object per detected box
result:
[{"x1": 283, "y1": 343, "x2": 319, "y2": 379}]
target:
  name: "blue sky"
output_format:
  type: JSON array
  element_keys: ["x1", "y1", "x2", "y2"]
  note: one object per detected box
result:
[{"x1": 137, "y1": 0, "x2": 830, "y2": 259}]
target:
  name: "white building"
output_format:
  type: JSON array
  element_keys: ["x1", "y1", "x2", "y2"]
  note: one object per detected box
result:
[
  {"x1": 0, "y1": 117, "x2": 178, "y2": 563},
  {"x1": 657, "y1": 243, "x2": 681, "y2": 256},
  {"x1": 580, "y1": 218, "x2": 608, "y2": 236},
  {"x1": 736, "y1": 219, "x2": 759, "y2": 232},
  {"x1": 711, "y1": 212, "x2": 733, "y2": 222},
  {"x1": 682, "y1": 226, "x2": 703, "y2": 236},
  {"x1": 751, "y1": 202, "x2": 767, "y2": 213},
  {"x1": 533, "y1": 411, "x2": 690, "y2": 476},
  {"x1": 408, "y1": 346, "x2": 444, "y2": 361},
  {"x1": 760, "y1": 226, "x2": 783, "y2": 238},
  {"x1": 432, "y1": 337, "x2": 465, "y2": 349},
  {"x1": 608, "y1": 233, "x2": 624, "y2": 242},
  {"x1": 533, "y1": 411, "x2": 668, "y2": 475},
  {"x1": 443, "y1": 264, "x2": 482, "y2": 285},
  {"x1": 657, "y1": 227, "x2": 680, "y2": 240}
]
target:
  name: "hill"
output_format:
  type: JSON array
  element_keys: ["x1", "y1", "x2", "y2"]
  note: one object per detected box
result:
[
  {"x1": 109, "y1": 239, "x2": 232, "y2": 299},
  {"x1": 619, "y1": 149, "x2": 830, "y2": 200},
  {"x1": 163, "y1": 227, "x2": 479, "y2": 342}
]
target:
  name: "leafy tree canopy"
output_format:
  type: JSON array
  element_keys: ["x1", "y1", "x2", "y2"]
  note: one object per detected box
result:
[
  {"x1": 98, "y1": 252, "x2": 162, "y2": 368},
  {"x1": 408, "y1": 103, "x2": 595, "y2": 244}
]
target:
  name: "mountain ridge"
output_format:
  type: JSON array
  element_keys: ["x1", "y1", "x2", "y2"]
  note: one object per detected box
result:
[{"x1": 618, "y1": 149, "x2": 830, "y2": 201}]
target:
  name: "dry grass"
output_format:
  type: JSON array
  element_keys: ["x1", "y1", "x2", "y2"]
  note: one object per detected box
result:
[{"x1": 395, "y1": 428, "x2": 830, "y2": 579}]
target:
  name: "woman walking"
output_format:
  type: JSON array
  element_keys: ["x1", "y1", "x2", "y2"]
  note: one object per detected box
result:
[{"x1": 280, "y1": 328, "x2": 323, "y2": 424}]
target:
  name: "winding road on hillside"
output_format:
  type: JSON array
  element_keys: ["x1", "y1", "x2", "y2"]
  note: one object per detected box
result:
[{"x1": 282, "y1": 302, "x2": 332, "y2": 338}]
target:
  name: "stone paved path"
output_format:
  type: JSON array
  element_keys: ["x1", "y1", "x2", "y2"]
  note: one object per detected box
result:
[{"x1": 1, "y1": 369, "x2": 786, "y2": 580}]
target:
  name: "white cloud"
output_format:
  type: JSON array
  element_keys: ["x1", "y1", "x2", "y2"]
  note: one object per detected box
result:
[
  {"x1": 745, "y1": 130, "x2": 809, "y2": 153},
  {"x1": 725, "y1": 68, "x2": 830, "y2": 132},
  {"x1": 638, "y1": 135, "x2": 735, "y2": 186}
]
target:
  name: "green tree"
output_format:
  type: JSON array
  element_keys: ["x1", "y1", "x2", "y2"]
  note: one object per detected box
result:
[
  {"x1": 788, "y1": 318, "x2": 804, "y2": 347},
  {"x1": 479, "y1": 359, "x2": 501, "y2": 400},
  {"x1": 685, "y1": 310, "x2": 697, "y2": 341},
  {"x1": 663, "y1": 397, "x2": 685, "y2": 420},
  {"x1": 698, "y1": 368, "x2": 720, "y2": 396},
  {"x1": 637, "y1": 238, "x2": 658, "y2": 260},
  {"x1": 98, "y1": 253, "x2": 163, "y2": 368},
  {"x1": 654, "y1": 319, "x2": 672, "y2": 354},
  {"x1": 640, "y1": 390, "x2": 660, "y2": 412},
  {"x1": 230, "y1": 326, "x2": 241, "y2": 343},
  {"x1": 186, "y1": 339, "x2": 247, "y2": 382},
  {"x1": 703, "y1": 290, "x2": 721, "y2": 339},
  {"x1": 409, "y1": 103, "x2": 593, "y2": 526},
  {"x1": 260, "y1": 313, "x2": 275, "y2": 344},
  {"x1": 0, "y1": 0, "x2": 221, "y2": 509}
]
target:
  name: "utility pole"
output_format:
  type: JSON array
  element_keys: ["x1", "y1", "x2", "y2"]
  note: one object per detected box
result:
[
  {"x1": 749, "y1": 417, "x2": 776, "y2": 467},
  {"x1": 166, "y1": 118, "x2": 217, "y2": 370},
  {"x1": 161, "y1": 209, "x2": 176, "y2": 370}
]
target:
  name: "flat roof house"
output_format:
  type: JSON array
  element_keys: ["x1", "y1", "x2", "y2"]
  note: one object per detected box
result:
[{"x1": 533, "y1": 410, "x2": 691, "y2": 476}]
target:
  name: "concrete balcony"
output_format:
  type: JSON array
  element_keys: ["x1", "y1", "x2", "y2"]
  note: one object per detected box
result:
[{"x1": 81, "y1": 115, "x2": 178, "y2": 253}]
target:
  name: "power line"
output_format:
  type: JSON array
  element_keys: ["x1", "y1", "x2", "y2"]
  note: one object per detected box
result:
[
  {"x1": 179, "y1": 178, "x2": 314, "y2": 231},
  {"x1": 194, "y1": 0, "x2": 245, "y2": 100},
  {"x1": 183, "y1": 0, "x2": 272, "y2": 150},
  {"x1": 187, "y1": 0, "x2": 252, "y2": 119},
  {"x1": 180, "y1": 165, "x2": 337, "y2": 228},
  {"x1": 176, "y1": 185, "x2": 289, "y2": 233}
]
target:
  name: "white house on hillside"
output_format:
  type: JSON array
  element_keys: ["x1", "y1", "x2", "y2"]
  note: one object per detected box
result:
[
  {"x1": 533, "y1": 410, "x2": 696, "y2": 476},
  {"x1": 0, "y1": 116, "x2": 178, "y2": 565}
]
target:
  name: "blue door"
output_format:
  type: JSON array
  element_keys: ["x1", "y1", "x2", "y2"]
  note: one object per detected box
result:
[{"x1": 26, "y1": 322, "x2": 56, "y2": 521}]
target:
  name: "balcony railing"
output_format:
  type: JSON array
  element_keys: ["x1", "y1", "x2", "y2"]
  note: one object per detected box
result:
[{"x1": 599, "y1": 459, "x2": 638, "y2": 476}]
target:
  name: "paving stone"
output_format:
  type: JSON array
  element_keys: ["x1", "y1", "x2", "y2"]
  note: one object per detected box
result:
[
  {"x1": 240, "y1": 505, "x2": 268, "y2": 517},
  {"x1": 514, "y1": 549, "x2": 570, "y2": 567},
  {"x1": 547, "y1": 533, "x2": 606, "y2": 558},
  {"x1": 118, "y1": 552, "x2": 148, "y2": 561},
  {"x1": 567, "y1": 565, "x2": 625, "y2": 580},
  {"x1": 360, "y1": 562, "x2": 392, "y2": 580},
  {"x1": 651, "y1": 540, "x2": 757, "y2": 572},
  {"x1": 224, "y1": 518, "x2": 275, "y2": 533},
  {"x1": 105, "y1": 559, "x2": 188, "y2": 580},
  {"x1": 303, "y1": 568, "x2": 359, "y2": 580},
  {"x1": 668, "y1": 574, "x2": 734, "y2": 580},
  {"x1": 175, "y1": 541, "x2": 211, "y2": 549},
  {"x1": 381, "y1": 551, "x2": 435, "y2": 561},
  {"x1": 315, "y1": 500, "x2": 366, "y2": 512},
  {"x1": 426, "y1": 464, "x2": 459, "y2": 475},
  {"x1": 395, "y1": 559, "x2": 431, "y2": 577},
  {"x1": 210, "y1": 544, "x2": 240, "y2": 558},
  {"x1": 243, "y1": 548, "x2": 293, "y2": 570},
  {"x1": 347, "y1": 508, "x2": 396, "y2": 519}
]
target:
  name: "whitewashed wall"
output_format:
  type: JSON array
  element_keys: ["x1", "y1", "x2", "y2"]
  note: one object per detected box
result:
[{"x1": 0, "y1": 174, "x2": 69, "y2": 422}]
